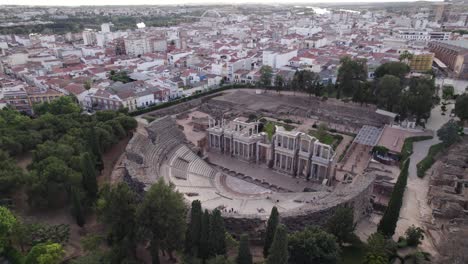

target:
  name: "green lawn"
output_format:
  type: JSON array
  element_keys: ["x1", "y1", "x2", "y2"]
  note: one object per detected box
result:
[{"x1": 309, "y1": 130, "x2": 343, "y2": 149}]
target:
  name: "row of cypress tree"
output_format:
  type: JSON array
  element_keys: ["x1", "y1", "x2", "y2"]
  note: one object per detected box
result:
[
  {"x1": 377, "y1": 159, "x2": 410, "y2": 237},
  {"x1": 185, "y1": 200, "x2": 227, "y2": 261}
]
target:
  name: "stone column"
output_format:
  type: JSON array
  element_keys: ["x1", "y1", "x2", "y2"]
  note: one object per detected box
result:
[
  {"x1": 256, "y1": 143, "x2": 259, "y2": 163},
  {"x1": 230, "y1": 137, "x2": 233, "y2": 156},
  {"x1": 279, "y1": 154, "x2": 283, "y2": 170}
]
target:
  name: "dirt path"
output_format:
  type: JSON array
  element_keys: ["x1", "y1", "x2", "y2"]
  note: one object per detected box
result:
[
  {"x1": 394, "y1": 104, "x2": 454, "y2": 256},
  {"x1": 98, "y1": 135, "x2": 131, "y2": 185}
]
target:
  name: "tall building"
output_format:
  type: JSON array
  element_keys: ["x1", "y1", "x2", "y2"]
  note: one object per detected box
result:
[
  {"x1": 124, "y1": 34, "x2": 167, "y2": 56},
  {"x1": 101, "y1": 23, "x2": 114, "y2": 33},
  {"x1": 82, "y1": 29, "x2": 97, "y2": 46},
  {"x1": 410, "y1": 52, "x2": 434, "y2": 72},
  {"x1": 429, "y1": 40, "x2": 468, "y2": 79}
]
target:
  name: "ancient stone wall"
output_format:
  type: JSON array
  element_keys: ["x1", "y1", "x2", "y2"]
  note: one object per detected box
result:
[{"x1": 222, "y1": 176, "x2": 375, "y2": 240}]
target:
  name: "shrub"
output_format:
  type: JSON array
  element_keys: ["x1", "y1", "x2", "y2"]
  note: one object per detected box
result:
[
  {"x1": 399, "y1": 136, "x2": 433, "y2": 168},
  {"x1": 416, "y1": 143, "x2": 444, "y2": 178},
  {"x1": 405, "y1": 225, "x2": 425, "y2": 247}
]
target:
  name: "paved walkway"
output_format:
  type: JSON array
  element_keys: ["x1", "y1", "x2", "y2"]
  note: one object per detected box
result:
[{"x1": 394, "y1": 103, "x2": 454, "y2": 256}]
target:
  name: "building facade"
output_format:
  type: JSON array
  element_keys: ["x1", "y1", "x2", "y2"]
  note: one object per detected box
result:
[
  {"x1": 207, "y1": 118, "x2": 335, "y2": 183},
  {"x1": 429, "y1": 40, "x2": 468, "y2": 79}
]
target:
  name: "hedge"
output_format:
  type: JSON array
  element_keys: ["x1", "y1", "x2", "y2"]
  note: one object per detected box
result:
[
  {"x1": 129, "y1": 84, "x2": 255, "y2": 116},
  {"x1": 400, "y1": 136, "x2": 433, "y2": 169},
  {"x1": 416, "y1": 142, "x2": 445, "y2": 178},
  {"x1": 377, "y1": 159, "x2": 410, "y2": 237}
]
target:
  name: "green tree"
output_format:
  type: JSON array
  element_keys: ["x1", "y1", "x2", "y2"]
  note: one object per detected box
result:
[
  {"x1": 260, "y1": 66, "x2": 273, "y2": 88},
  {"x1": 199, "y1": 209, "x2": 212, "y2": 260},
  {"x1": 97, "y1": 183, "x2": 138, "y2": 262},
  {"x1": 27, "y1": 156, "x2": 81, "y2": 208},
  {"x1": 210, "y1": 209, "x2": 227, "y2": 256},
  {"x1": 378, "y1": 160, "x2": 410, "y2": 237},
  {"x1": 263, "y1": 206, "x2": 279, "y2": 257},
  {"x1": 399, "y1": 50, "x2": 414, "y2": 64},
  {"x1": 455, "y1": 94, "x2": 468, "y2": 121},
  {"x1": 326, "y1": 207, "x2": 355, "y2": 245},
  {"x1": 405, "y1": 225, "x2": 425, "y2": 247},
  {"x1": 84, "y1": 80, "x2": 92, "y2": 90},
  {"x1": 80, "y1": 152, "x2": 98, "y2": 201},
  {"x1": 0, "y1": 206, "x2": 17, "y2": 254},
  {"x1": 374, "y1": 62, "x2": 410, "y2": 80},
  {"x1": 403, "y1": 80, "x2": 434, "y2": 124},
  {"x1": 437, "y1": 120, "x2": 460, "y2": 146},
  {"x1": 377, "y1": 75, "x2": 402, "y2": 112},
  {"x1": 185, "y1": 200, "x2": 203, "y2": 256},
  {"x1": 0, "y1": 150, "x2": 26, "y2": 196},
  {"x1": 25, "y1": 242, "x2": 65, "y2": 264},
  {"x1": 364, "y1": 253, "x2": 387, "y2": 264},
  {"x1": 337, "y1": 56, "x2": 367, "y2": 98},
  {"x1": 365, "y1": 232, "x2": 395, "y2": 264},
  {"x1": 136, "y1": 179, "x2": 187, "y2": 263},
  {"x1": 266, "y1": 225, "x2": 288, "y2": 264},
  {"x1": 274, "y1": 75, "x2": 284, "y2": 94},
  {"x1": 288, "y1": 226, "x2": 340, "y2": 264},
  {"x1": 442, "y1": 85, "x2": 455, "y2": 100},
  {"x1": 70, "y1": 187, "x2": 85, "y2": 227},
  {"x1": 351, "y1": 81, "x2": 372, "y2": 105},
  {"x1": 236, "y1": 234, "x2": 252, "y2": 264},
  {"x1": 80, "y1": 234, "x2": 104, "y2": 253},
  {"x1": 33, "y1": 96, "x2": 81, "y2": 116},
  {"x1": 88, "y1": 127, "x2": 103, "y2": 169}
]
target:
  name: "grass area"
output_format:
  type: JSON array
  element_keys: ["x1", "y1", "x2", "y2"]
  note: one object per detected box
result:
[
  {"x1": 260, "y1": 119, "x2": 296, "y2": 140},
  {"x1": 309, "y1": 130, "x2": 344, "y2": 149},
  {"x1": 310, "y1": 129, "x2": 335, "y2": 145},
  {"x1": 416, "y1": 142, "x2": 445, "y2": 178}
]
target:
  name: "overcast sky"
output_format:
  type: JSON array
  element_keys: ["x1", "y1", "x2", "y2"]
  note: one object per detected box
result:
[{"x1": 0, "y1": 0, "x2": 442, "y2": 6}]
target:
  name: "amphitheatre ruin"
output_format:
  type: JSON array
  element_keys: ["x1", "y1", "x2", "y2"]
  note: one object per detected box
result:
[{"x1": 122, "y1": 89, "x2": 407, "y2": 236}]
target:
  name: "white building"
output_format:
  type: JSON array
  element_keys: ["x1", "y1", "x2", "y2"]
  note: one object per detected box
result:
[
  {"x1": 82, "y1": 29, "x2": 97, "y2": 46},
  {"x1": 262, "y1": 49, "x2": 298, "y2": 69},
  {"x1": 101, "y1": 23, "x2": 113, "y2": 33},
  {"x1": 124, "y1": 35, "x2": 167, "y2": 56},
  {"x1": 394, "y1": 29, "x2": 450, "y2": 42}
]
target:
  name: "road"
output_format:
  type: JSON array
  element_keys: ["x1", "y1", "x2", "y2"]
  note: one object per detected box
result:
[{"x1": 394, "y1": 102, "x2": 454, "y2": 255}]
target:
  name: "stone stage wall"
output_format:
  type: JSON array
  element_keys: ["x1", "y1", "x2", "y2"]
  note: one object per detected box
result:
[{"x1": 223, "y1": 175, "x2": 375, "y2": 240}]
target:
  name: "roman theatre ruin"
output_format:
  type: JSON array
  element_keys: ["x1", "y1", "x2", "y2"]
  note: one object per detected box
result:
[{"x1": 122, "y1": 90, "x2": 398, "y2": 237}]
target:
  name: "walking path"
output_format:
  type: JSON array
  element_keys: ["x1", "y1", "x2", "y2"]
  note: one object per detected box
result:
[{"x1": 394, "y1": 103, "x2": 454, "y2": 256}]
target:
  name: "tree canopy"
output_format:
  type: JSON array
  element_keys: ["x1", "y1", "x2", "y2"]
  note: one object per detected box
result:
[
  {"x1": 288, "y1": 226, "x2": 340, "y2": 264},
  {"x1": 263, "y1": 206, "x2": 279, "y2": 257},
  {"x1": 24, "y1": 242, "x2": 65, "y2": 264},
  {"x1": 374, "y1": 62, "x2": 410, "y2": 81},
  {"x1": 236, "y1": 234, "x2": 252, "y2": 264},
  {"x1": 97, "y1": 183, "x2": 138, "y2": 262},
  {"x1": 0, "y1": 97, "x2": 137, "y2": 217},
  {"x1": 376, "y1": 75, "x2": 402, "y2": 112},
  {"x1": 326, "y1": 207, "x2": 356, "y2": 245},
  {"x1": 455, "y1": 94, "x2": 468, "y2": 121},
  {"x1": 266, "y1": 224, "x2": 288, "y2": 264},
  {"x1": 136, "y1": 179, "x2": 187, "y2": 263},
  {"x1": 437, "y1": 120, "x2": 460, "y2": 146},
  {"x1": 337, "y1": 56, "x2": 368, "y2": 98},
  {"x1": 260, "y1": 66, "x2": 273, "y2": 88}
]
